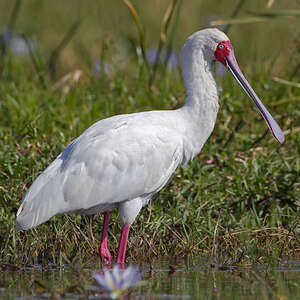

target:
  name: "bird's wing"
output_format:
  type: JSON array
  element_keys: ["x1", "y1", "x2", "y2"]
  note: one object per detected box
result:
[{"x1": 16, "y1": 112, "x2": 184, "y2": 229}]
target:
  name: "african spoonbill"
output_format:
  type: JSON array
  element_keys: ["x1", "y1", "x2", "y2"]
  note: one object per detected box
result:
[{"x1": 16, "y1": 28, "x2": 284, "y2": 265}]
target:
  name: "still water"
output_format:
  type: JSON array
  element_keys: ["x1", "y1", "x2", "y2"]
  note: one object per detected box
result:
[{"x1": 1, "y1": 258, "x2": 300, "y2": 299}]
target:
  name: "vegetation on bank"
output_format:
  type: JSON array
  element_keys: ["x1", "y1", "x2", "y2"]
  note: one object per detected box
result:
[{"x1": 1, "y1": 63, "x2": 299, "y2": 266}]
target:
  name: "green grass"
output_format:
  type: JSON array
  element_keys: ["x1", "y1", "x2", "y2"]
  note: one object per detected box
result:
[
  {"x1": 0, "y1": 0, "x2": 299, "y2": 267},
  {"x1": 0, "y1": 58, "x2": 299, "y2": 267}
]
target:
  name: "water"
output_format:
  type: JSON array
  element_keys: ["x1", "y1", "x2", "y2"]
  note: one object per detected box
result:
[{"x1": 1, "y1": 258, "x2": 300, "y2": 299}]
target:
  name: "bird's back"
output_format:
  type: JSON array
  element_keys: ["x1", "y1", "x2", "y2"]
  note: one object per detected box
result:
[{"x1": 16, "y1": 110, "x2": 185, "y2": 230}]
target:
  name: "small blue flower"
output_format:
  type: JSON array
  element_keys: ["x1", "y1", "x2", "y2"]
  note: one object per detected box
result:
[
  {"x1": 1, "y1": 27, "x2": 33, "y2": 57},
  {"x1": 145, "y1": 48, "x2": 178, "y2": 71},
  {"x1": 166, "y1": 51, "x2": 178, "y2": 70},
  {"x1": 93, "y1": 60, "x2": 112, "y2": 77},
  {"x1": 93, "y1": 265, "x2": 141, "y2": 299},
  {"x1": 145, "y1": 48, "x2": 158, "y2": 66},
  {"x1": 1, "y1": 28, "x2": 13, "y2": 44}
]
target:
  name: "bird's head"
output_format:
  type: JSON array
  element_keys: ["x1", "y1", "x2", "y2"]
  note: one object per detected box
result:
[{"x1": 182, "y1": 28, "x2": 284, "y2": 144}]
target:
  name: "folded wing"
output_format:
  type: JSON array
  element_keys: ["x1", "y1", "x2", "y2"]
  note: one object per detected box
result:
[{"x1": 16, "y1": 112, "x2": 183, "y2": 230}]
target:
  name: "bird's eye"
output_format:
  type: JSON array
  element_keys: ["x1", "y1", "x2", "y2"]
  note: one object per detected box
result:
[{"x1": 218, "y1": 44, "x2": 224, "y2": 49}]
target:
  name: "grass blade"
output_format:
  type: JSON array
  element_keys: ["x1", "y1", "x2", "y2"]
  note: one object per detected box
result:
[
  {"x1": 249, "y1": 9, "x2": 300, "y2": 17},
  {"x1": 47, "y1": 21, "x2": 81, "y2": 80},
  {"x1": 224, "y1": 0, "x2": 248, "y2": 33},
  {"x1": 23, "y1": 34, "x2": 47, "y2": 89},
  {"x1": 165, "y1": 0, "x2": 182, "y2": 64},
  {"x1": 149, "y1": 0, "x2": 178, "y2": 86},
  {"x1": 273, "y1": 77, "x2": 300, "y2": 88},
  {"x1": 0, "y1": 0, "x2": 22, "y2": 57},
  {"x1": 266, "y1": 0, "x2": 275, "y2": 8},
  {"x1": 122, "y1": 0, "x2": 149, "y2": 70},
  {"x1": 211, "y1": 16, "x2": 273, "y2": 26},
  {"x1": 290, "y1": 63, "x2": 300, "y2": 80},
  {"x1": 211, "y1": 9, "x2": 300, "y2": 26}
]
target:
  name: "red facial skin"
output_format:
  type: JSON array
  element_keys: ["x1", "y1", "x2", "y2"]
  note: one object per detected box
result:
[{"x1": 214, "y1": 40, "x2": 232, "y2": 66}]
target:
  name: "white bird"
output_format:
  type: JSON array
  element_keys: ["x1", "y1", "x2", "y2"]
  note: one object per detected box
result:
[{"x1": 15, "y1": 28, "x2": 284, "y2": 265}]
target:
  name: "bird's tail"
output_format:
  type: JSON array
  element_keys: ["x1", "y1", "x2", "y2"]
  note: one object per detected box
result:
[{"x1": 15, "y1": 159, "x2": 65, "y2": 230}]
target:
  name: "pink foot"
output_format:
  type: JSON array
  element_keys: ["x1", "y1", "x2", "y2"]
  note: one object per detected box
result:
[{"x1": 99, "y1": 242, "x2": 111, "y2": 264}]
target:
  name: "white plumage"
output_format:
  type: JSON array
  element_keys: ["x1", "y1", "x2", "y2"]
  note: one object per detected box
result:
[{"x1": 15, "y1": 28, "x2": 283, "y2": 264}]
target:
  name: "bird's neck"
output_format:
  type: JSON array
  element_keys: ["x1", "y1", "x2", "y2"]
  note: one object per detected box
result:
[
  {"x1": 182, "y1": 49, "x2": 219, "y2": 111},
  {"x1": 179, "y1": 50, "x2": 220, "y2": 161}
]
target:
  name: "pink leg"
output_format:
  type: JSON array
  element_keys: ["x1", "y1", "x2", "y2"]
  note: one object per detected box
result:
[
  {"x1": 99, "y1": 211, "x2": 111, "y2": 264},
  {"x1": 116, "y1": 225, "x2": 131, "y2": 265}
]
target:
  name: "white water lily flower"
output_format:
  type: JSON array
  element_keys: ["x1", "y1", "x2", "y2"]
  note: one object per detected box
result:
[{"x1": 93, "y1": 265, "x2": 141, "y2": 299}]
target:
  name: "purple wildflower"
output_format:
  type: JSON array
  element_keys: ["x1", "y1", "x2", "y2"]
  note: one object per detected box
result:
[
  {"x1": 93, "y1": 60, "x2": 112, "y2": 77},
  {"x1": 146, "y1": 48, "x2": 178, "y2": 71},
  {"x1": 1, "y1": 28, "x2": 33, "y2": 57}
]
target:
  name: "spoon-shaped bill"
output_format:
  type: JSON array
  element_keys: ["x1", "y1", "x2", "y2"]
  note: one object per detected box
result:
[{"x1": 225, "y1": 53, "x2": 284, "y2": 144}]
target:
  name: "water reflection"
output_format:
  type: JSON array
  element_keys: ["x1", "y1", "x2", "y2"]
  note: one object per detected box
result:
[{"x1": 1, "y1": 258, "x2": 300, "y2": 299}]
